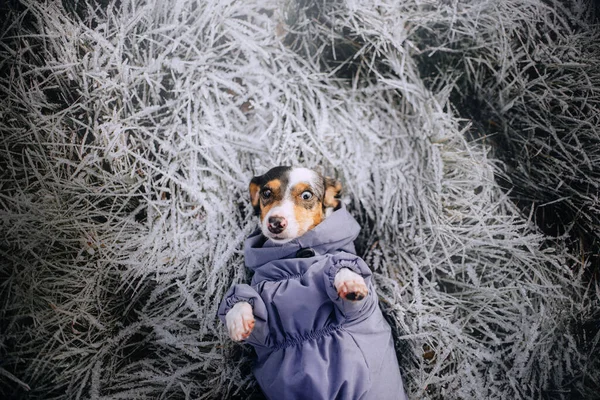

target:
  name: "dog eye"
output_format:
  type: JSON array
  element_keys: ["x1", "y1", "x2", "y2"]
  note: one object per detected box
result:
[
  {"x1": 301, "y1": 191, "x2": 313, "y2": 200},
  {"x1": 261, "y1": 189, "x2": 272, "y2": 199}
]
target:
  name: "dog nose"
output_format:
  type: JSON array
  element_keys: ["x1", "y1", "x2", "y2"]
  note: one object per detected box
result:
[{"x1": 267, "y1": 216, "x2": 287, "y2": 234}]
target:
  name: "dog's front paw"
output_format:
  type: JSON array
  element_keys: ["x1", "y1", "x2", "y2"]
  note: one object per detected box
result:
[
  {"x1": 225, "y1": 302, "x2": 255, "y2": 341},
  {"x1": 334, "y1": 268, "x2": 368, "y2": 301}
]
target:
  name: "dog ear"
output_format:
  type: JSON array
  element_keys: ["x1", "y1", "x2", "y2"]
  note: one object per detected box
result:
[
  {"x1": 323, "y1": 177, "x2": 342, "y2": 209},
  {"x1": 249, "y1": 176, "x2": 262, "y2": 215}
]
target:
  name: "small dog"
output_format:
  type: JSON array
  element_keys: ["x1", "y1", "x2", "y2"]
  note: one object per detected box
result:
[{"x1": 218, "y1": 166, "x2": 407, "y2": 400}]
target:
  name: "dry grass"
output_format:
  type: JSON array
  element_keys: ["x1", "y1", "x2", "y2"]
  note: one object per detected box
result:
[{"x1": 1, "y1": 0, "x2": 598, "y2": 399}]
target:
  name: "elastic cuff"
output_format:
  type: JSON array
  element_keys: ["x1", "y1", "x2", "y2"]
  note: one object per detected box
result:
[
  {"x1": 224, "y1": 296, "x2": 254, "y2": 312},
  {"x1": 327, "y1": 258, "x2": 370, "y2": 289},
  {"x1": 217, "y1": 284, "x2": 259, "y2": 325}
]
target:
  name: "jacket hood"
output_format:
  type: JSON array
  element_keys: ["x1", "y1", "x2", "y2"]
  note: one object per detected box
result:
[{"x1": 244, "y1": 205, "x2": 361, "y2": 270}]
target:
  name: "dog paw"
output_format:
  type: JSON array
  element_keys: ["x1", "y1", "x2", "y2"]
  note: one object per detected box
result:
[
  {"x1": 334, "y1": 268, "x2": 368, "y2": 301},
  {"x1": 225, "y1": 302, "x2": 255, "y2": 341}
]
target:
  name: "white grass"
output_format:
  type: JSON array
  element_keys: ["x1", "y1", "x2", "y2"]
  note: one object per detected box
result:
[{"x1": 0, "y1": 0, "x2": 598, "y2": 399}]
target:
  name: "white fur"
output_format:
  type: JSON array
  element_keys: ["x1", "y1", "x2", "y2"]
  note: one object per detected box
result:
[
  {"x1": 225, "y1": 302, "x2": 255, "y2": 341},
  {"x1": 334, "y1": 268, "x2": 365, "y2": 290},
  {"x1": 287, "y1": 167, "x2": 317, "y2": 190},
  {"x1": 262, "y1": 199, "x2": 299, "y2": 243},
  {"x1": 334, "y1": 268, "x2": 368, "y2": 301}
]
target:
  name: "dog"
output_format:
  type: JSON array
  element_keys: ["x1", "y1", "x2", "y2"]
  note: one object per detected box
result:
[{"x1": 218, "y1": 166, "x2": 407, "y2": 400}]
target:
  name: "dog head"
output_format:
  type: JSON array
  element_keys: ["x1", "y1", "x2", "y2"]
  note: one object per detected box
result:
[{"x1": 249, "y1": 166, "x2": 342, "y2": 243}]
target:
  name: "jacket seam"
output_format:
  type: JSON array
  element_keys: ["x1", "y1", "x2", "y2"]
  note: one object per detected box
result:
[
  {"x1": 272, "y1": 324, "x2": 345, "y2": 351},
  {"x1": 256, "y1": 272, "x2": 305, "y2": 284}
]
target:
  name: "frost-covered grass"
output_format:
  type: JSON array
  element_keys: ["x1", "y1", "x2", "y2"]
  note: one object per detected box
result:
[
  {"x1": 0, "y1": 0, "x2": 599, "y2": 399},
  {"x1": 410, "y1": 0, "x2": 600, "y2": 274}
]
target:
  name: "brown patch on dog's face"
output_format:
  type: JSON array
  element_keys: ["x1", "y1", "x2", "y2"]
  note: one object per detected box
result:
[
  {"x1": 249, "y1": 181, "x2": 260, "y2": 210},
  {"x1": 291, "y1": 182, "x2": 324, "y2": 231},
  {"x1": 259, "y1": 179, "x2": 283, "y2": 221}
]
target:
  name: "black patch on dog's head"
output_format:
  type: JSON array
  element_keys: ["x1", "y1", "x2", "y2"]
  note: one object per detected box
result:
[{"x1": 249, "y1": 166, "x2": 291, "y2": 216}]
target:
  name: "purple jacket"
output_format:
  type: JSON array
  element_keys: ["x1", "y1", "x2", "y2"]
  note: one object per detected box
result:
[{"x1": 218, "y1": 206, "x2": 407, "y2": 400}]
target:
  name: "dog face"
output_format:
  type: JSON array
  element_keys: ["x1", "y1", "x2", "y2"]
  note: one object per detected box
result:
[{"x1": 249, "y1": 167, "x2": 342, "y2": 243}]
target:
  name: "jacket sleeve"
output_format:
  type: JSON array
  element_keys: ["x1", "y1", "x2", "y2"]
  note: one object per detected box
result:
[
  {"x1": 324, "y1": 252, "x2": 377, "y2": 321},
  {"x1": 217, "y1": 284, "x2": 269, "y2": 347}
]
